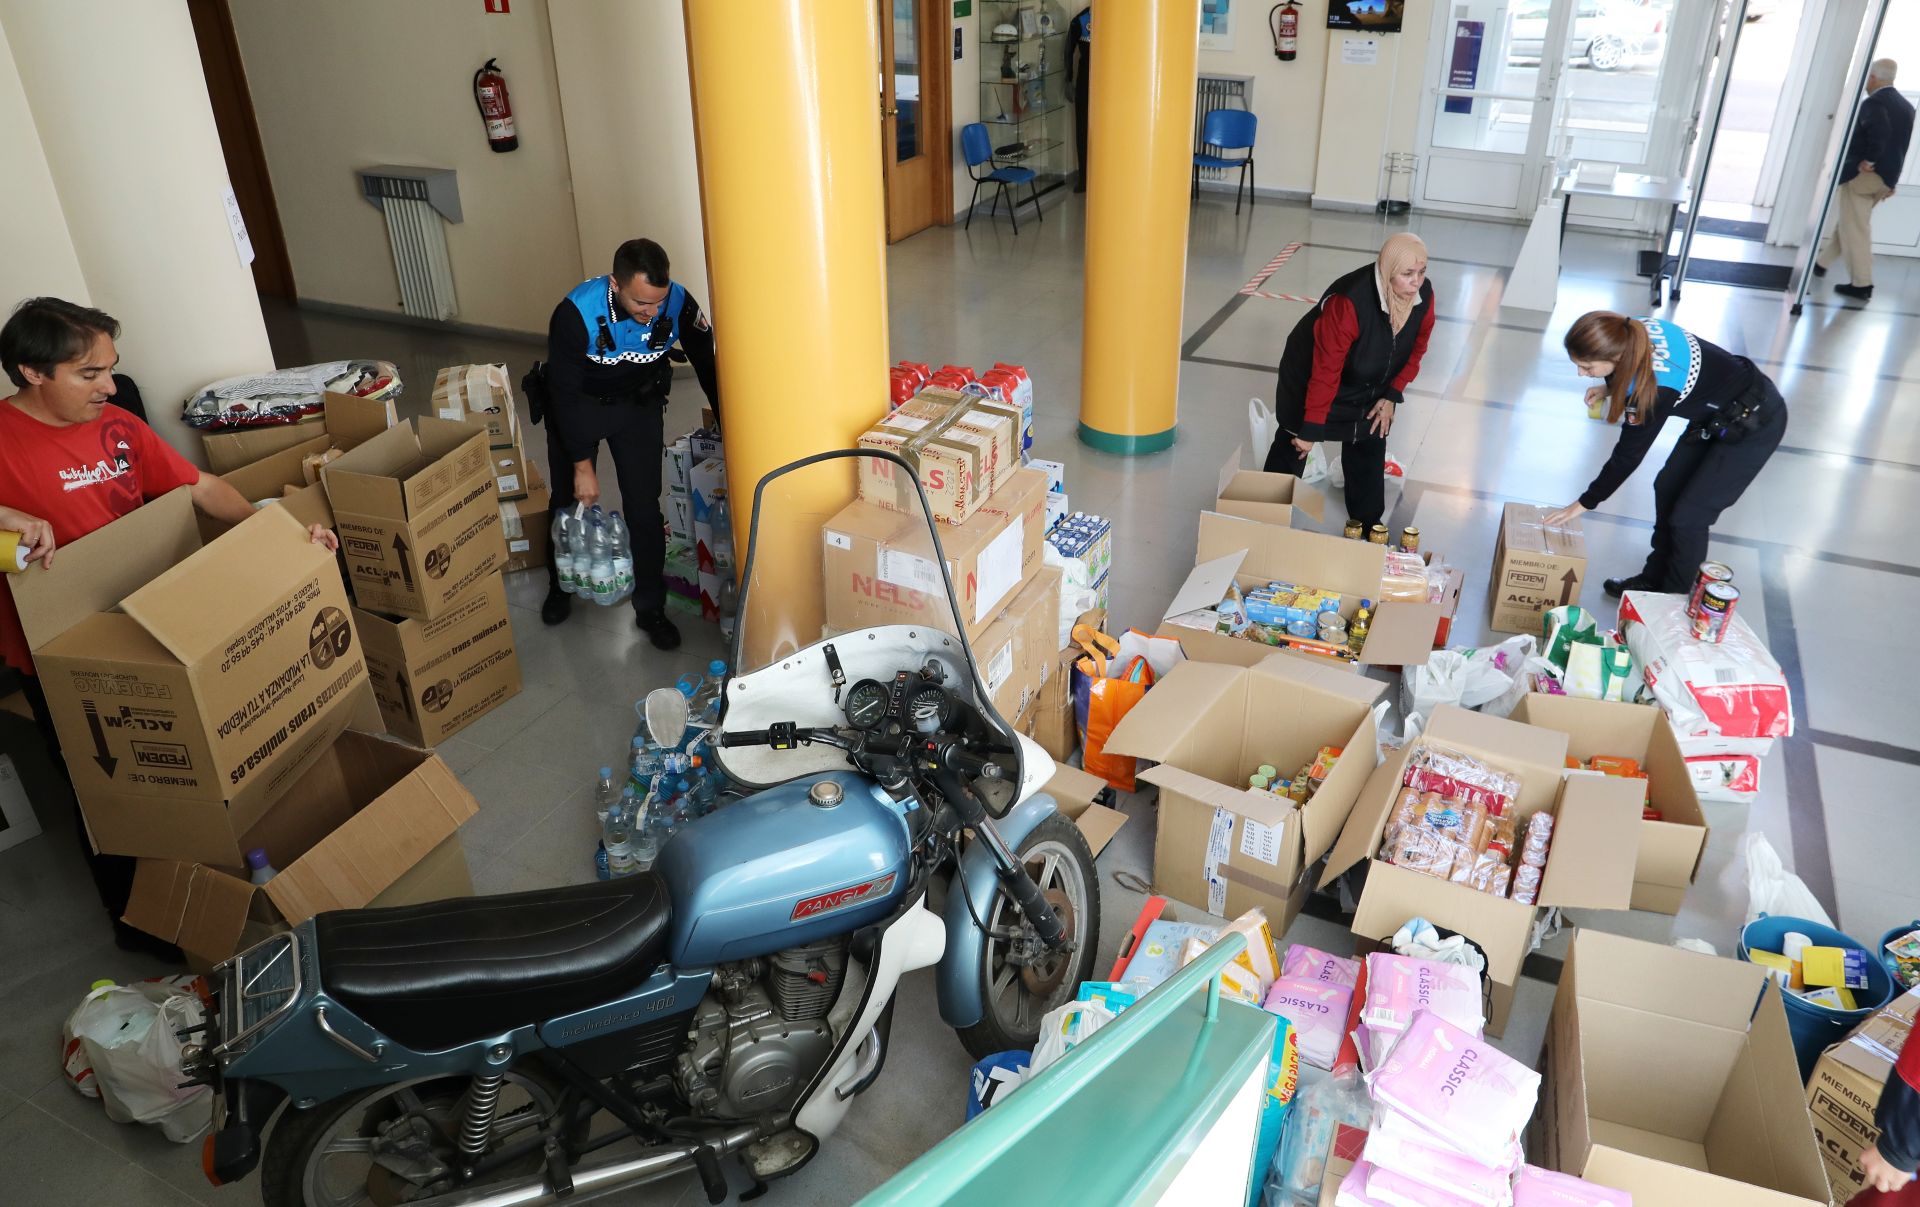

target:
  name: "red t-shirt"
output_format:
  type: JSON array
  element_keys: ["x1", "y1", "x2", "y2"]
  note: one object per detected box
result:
[{"x1": 0, "y1": 400, "x2": 201, "y2": 673}]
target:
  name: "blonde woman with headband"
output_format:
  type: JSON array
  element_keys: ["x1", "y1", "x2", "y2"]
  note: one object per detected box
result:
[{"x1": 1262, "y1": 233, "x2": 1434, "y2": 531}]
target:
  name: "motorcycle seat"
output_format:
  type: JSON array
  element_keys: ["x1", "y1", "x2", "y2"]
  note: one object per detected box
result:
[{"x1": 313, "y1": 876, "x2": 674, "y2": 1051}]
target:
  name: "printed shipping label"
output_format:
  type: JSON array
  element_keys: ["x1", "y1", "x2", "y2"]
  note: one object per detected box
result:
[
  {"x1": 986, "y1": 640, "x2": 1014, "y2": 695},
  {"x1": 975, "y1": 522, "x2": 1025, "y2": 622},
  {"x1": 1239, "y1": 817, "x2": 1282, "y2": 866},
  {"x1": 878, "y1": 548, "x2": 944, "y2": 597},
  {"x1": 497, "y1": 475, "x2": 521, "y2": 494},
  {"x1": 1205, "y1": 806, "x2": 1236, "y2": 915}
]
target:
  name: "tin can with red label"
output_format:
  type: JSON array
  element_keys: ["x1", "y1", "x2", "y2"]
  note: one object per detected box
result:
[
  {"x1": 1690, "y1": 581, "x2": 1739, "y2": 643},
  {"x1": 1687, "y1": 561, "x2": 1734, "y2": 618}
]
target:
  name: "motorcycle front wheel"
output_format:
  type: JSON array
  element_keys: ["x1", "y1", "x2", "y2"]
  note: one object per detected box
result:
[
  {"x1": 260, "y1": 1067, "x2": 568, "y2": 1207},
  {"x1": 957, "y1": 813, "x2": 1101, "y2": 1060}
]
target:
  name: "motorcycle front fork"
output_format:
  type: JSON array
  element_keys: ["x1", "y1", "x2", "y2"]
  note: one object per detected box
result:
[{"x1": 933, "y1": 768, "x2": 1070, "y2": 950}]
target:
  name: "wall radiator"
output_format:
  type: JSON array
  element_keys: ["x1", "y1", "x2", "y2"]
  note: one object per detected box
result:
[
  {"x1": 357, "y1": 166, "x2": 462, "y2": 322},
  {"x1": 1195, "y1": 74, "x2": 1254, "y2": 183}
]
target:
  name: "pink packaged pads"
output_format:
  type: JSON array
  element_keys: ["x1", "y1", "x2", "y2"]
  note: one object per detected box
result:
[
  {"x1": 1369, "y1": 1105, "x2": 1523, "y2": 1172},
  {"x1": 1362, "y1": 953, "x2": 1486, "y2": 1036},
  {"x1": 1364, "y1": 1160, "x2": 1500, "y2": 1207},
  {"x1": 1511, "y1": 1165, "x2": 1633, "y2": 1206},
  {"x1": 1362, "y1": 1125, "x2": 1517, "y2": 1206},
  {"x1": 1366, "y1": 1011, "x2": 1542, "y2": 1169},
  {"x1": 1283, "y1": 943, "x2": 1361, "y2": 988},
  {"x1": 1334, "y1": 1161, "x2": 1392, "y2": 1207},
  {"x1": 1263, "y1": 976, "x2": 1355, "y2": 1069}
]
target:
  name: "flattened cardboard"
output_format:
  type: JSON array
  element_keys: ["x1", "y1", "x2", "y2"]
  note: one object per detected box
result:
[
  {"x1": 323, "y1": 418, "x2": 506, "y2": 620},
  {"x1": 1214, "y1": 446, "x2": 1326, "y2": 528},
  {"x1": 15, "y1": 496, "x2": 370, "y2": 858},
  {"x1": 355, "y1": 574, "x2": 521, "y2": 746},
  {"x1": 1491, "y1": 503, "x2": 1589, "y2": 635},
  {"x1": 123, "y1": 731, "x2": 478, "y2": 967},
  {"x1": 1542, "y1": 929, "x2": 1831, "y2": 1207},
  {"x1": 1513, "y1": 693, "x2": 1709, "y2": 915}
]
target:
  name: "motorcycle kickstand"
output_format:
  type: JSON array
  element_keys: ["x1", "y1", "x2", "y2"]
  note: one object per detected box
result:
[
  {"x1": 691, "y1": 1143, "x2": 729, "y2": 1204},
  {"x1": 737, "y1": 1154, "x2": 771, "y2": 1203},
  {"x1": 542, "y1": 1137, "x2": 574, "y2": 1198}
]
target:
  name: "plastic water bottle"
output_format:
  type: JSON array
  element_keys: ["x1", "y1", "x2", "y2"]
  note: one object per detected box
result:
[
  {"x1": 718, "y1": 576, "x2": 738, "y2": 643},
  {"x1": 245, "y1": 848, "x2": 277, "y2": 886},
  {"x1": 551, "y1": 513, "x2": 577, "y2": 595},
  {"x1": 689, "y1": 773, "x2": 718, "y2": 818},
  {"x1": 711, "y1": 495, "x2": 735, "y2": 575},
  {"x1": 587, "y1": 510, "x2": 616, "y2": 605},
  {"x1": 608, "y1": 511, "x2": 635, "y2": 603},
  {"x1": 605, "y1": 821, "x2": 636, "y2": 877},
  {"x1": 594, "y1": 841, "x2": 610, "y2": 880},
  {"x1": 595, "y1": 766, "x2": 620, "y2": 817},
  {"x1": 629, "y1": 811, "x2": 659, "y2": 873}
]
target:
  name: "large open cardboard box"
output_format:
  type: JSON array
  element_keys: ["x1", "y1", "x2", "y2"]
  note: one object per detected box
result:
[
  {"x1": 13, "y1": 492, "x2": 371, "y2": 863},
  {"x1": 1511, "y1": 693, "x2": 1709, "y2": 915},
  {"x1": 1104, "y1": 655, "x2": 1385, "y2": 931},
  {"x1": 1213, "y1": 448, "x2": 1326, "y2": 529},
  {"x1": 1320, "y1": 706, "x2": 1643, "y2": 1034},
  {"x1": 217, "y1": 392, "x2": 396, "y2": 507},
  {"x1": 123, "y1": 731, "x2": 479, "y2": 968},
  {"x1": 1161, "y1": 512, "x2": 1456, "y2": 668},
  {"x1": 1807, "y1": 987, "x2": 1920, "y2": 1203},
  {"x1": 355, "y1": 574, "x2": 522, "y2": 747},
  {"x1": 1535, "y1": 929, "x2": 1832, "y2": 1206},
  {"x1": 323, "y1": 418, "x2": 507, "y2": 620}
]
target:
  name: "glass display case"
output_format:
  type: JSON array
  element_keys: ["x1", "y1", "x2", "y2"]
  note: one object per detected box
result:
[{"x1": 978, "y1": 2, "x2": 1075, "y2": 194}]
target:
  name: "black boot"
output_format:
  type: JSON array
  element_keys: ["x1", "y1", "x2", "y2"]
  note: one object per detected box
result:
[
  {"x1": 636, "y1": 608, "x2": 682, "y2": 651},
  {"x1": 1812, "y1": 263, "x2": 1827, "y2": 278},
  {"x1": 1602, "y1": 574, "x2": 1657, "y2": 598},
  {"x1": 1834, "y1": 282, "x2": 1874, "y2": 302},
  {"x1": 541, "y1": 587, "x2": 573, "y2": 626}
]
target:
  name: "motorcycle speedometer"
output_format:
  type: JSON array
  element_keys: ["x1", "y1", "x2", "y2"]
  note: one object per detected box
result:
[
  {"x1": 906, "y1": 683, "x2": 954, "y2": 732},
  {"x1": 844, "y1": 679, "x2": 890, "y2": 730}
]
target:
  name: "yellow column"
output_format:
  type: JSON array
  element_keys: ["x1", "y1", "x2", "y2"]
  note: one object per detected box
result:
[
  {"x1": 1077, "y1": 0, "x2": 1201, "y2": 455},
  {"x1": 684, "y1": 0, "x2": 891, "y2": 661}
]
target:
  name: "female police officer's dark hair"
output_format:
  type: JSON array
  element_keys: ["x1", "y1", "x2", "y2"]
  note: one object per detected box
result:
[{"x1": 611, "y1": 239, "x2": 671, "y2": 288}]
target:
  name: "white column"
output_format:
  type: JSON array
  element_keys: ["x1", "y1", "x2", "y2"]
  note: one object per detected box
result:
[{"x1": 0, "y1": 0, "x2": 273, "y2": 463}]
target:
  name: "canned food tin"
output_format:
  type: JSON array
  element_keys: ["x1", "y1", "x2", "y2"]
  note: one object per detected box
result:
[
  {"x1": 1690, "y1": 581, "x2": 1739, "y2": 643},
  {"x1": 1287, "y1": 618, "x2": 1317, "y2": 638},
  {"x1": 1687, "y1": 561, "x2": 1734, "y2": 617},
  {"x1": 1400, "y1": 526, "x2": 1421, "y2": 554},
  {"x1": 1344, "y1": 519, "x2": 1366, "y2": 541},
  {"x1": 1318, "y1": 613, "x2": 1349, "y2": 641},
  {"x1": 1368, "y1": 524, "x2": 1390, "y2": 545}
]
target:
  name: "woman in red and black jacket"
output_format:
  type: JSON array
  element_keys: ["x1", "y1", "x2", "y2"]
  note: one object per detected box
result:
[
  {"x1": 1262, "y1": 233, "x2": 1434, "y2": 531},
  {"x1": 1856, "y1": 1020, "x2": 1920, "y2": 1203}
]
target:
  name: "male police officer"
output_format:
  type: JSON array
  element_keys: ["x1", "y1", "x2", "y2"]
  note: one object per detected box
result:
[{"x1": 542, "y1": 239, "x2": 718, "y2": 648}]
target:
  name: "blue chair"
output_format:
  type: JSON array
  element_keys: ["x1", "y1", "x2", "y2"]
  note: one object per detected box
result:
[
  {"x1": 962, "y1": 122, "x2": 1042, "y2": 234},
  {"x1": 1193, "y1": 109, "x2": 1258, "y2": 215}
]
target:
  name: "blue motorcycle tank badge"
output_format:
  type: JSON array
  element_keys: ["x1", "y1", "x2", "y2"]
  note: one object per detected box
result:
[{"x1": 791, "y1": 871, "x2": 898, "y2": 922}]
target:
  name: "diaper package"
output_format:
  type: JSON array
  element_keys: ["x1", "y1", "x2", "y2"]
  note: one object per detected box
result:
[
  {"x1": 1510, "y1": 1165, "x2": 1633, "y2": 1206},
  {"x1": 1362, "y1": 1123, "x2": 1520, "y2": 1206},
  {"x1": 1262, "y1": 975, "x2": 1355, "y2": 1070},
  {"x1": 1282, "y1": 943, "x2": 1362, "y2": 989},
  {"x1": 1362, "y1": 953, "x2": 1486, "y2": 1038}
]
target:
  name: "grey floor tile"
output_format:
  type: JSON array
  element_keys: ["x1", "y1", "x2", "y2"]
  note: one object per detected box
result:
[
  {"x1": 0, "y1": 1102, "x2": 201, "y2": 1206},
  {"x1": 29, "y1": 1082, "x2": 217, "y2": 1206}
]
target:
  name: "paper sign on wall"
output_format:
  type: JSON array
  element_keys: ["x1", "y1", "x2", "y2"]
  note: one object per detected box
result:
[
  {"x1": 1342, "y1": 38, "x2": 1380, "y2": 66},
  {"x1": 222, "y1": 186, "x2": 255, "y2": 267}
]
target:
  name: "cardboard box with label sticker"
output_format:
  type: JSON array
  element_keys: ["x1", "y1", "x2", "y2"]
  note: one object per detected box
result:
[
  {"x1": 1160, "y1": 512, "x2": 1453, "y2": 669},
  {"x1": 822, "y1": 468, "x2": 1047, "y2": 643},
  {"x1": 13, "y1": 493, "x2": 372, "y2": 864},
  {"x1": 500, "y1": 470, "x2": 551, "y2": 573},
  {"x1": 1534, "y1": 929, "x2": 1830, "y2": 1206},
  {"x1": 1807, "y1": 988, "x2": 1919, "y2": 1203},
  {"x1": 1104, "y1": 656, "x2": 1385, "y2": 933},
  {"x1": 431, "y1": 363, "x2": 519, "y2": 448},
  {"x1": 1491, "y1": 503, "x2": 1588, "y2": 634},
  {"x1": 1320, "y1": 706, "x2": 1643, "y2": 1036},
  {"x1": 215, "y1": 392, "x2": 397, "y2": 508},
  {"x1": 1213, "y1": 447, "x2": 1327, "y2": 529},
  {"x1": 356, "y1": 575, "x2": 521, "y2": 747},
  {"x1": 491, "y1": 441, "x2": 531, "y2": 502},
  {"x1": 121, "y1": 731, "x2": 479, "y2": 968},
  {"x1": 973, "y1": 568, "x2": 1061, "y2": 723},
  {"x1": 857, "y1": 422, "x2": 991, "y2": 527},
  {"x1": 323, "y1": 418, "x2": 507, "y2": 621},
  {"x1": 1510, "y1": 693, "x2": 1708, "y2": 915}
]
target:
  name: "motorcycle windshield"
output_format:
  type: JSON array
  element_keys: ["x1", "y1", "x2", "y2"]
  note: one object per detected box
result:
[{"x1": 721, "y1": 449, "x2": 1023, "y2": 811}]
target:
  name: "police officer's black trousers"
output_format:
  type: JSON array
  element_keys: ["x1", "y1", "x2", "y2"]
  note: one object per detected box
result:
[
  {"x1": 545, "y1": 395, "x2": 667, "y2": 614},
  {"x1": 1638, "y1": 406, "x2": 1786, "y2": 592}
]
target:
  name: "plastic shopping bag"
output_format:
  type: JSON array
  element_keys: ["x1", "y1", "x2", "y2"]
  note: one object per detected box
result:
[
  {"x1": 62, "y1": 977, "x2": 213, "y2": 1143},
  {"x1": 1744, "y1": 833, "x2": 1833, "y2": 927},
  {"x1": 1028, "y1": 998, "x2": 1119, "y2": 1075},
  {"x1": 1249, "y1": 397, "x2": 1278, "y2": 456},
  {"x1": 1072, "y1": 628, "x2": 1184, "y2": 792},
  {"x1": 1564, "y1": 640, "x2": 1636, "y2": 701},
  {"x1": 1401, "y1": 635, "x2": 1533, "y2": 720}
]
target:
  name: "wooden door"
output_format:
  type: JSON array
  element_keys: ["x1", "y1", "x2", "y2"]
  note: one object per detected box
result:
[
  {"x1": 880, "y1": 0, "x2": 952, "y2": 241},
  {"x1": 186, "y1": 0, "x2": 296, "y2": 300}
]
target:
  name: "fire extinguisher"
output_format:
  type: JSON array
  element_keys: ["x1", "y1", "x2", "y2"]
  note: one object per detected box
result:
[
  {"x1": 473, "y1": 58, "x2": 518, "y2": 153},
  {"x1": 1270, "y1": 2, "x2": 1299, "y2": 62}
]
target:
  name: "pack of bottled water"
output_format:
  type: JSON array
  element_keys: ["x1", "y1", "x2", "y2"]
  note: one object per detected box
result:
[
  {"x1": 594, "y1": 660, "x2": 732, "y2": 879},
  {"x1": 550, "y1": 504, "x2": 635, "y2": 606}
]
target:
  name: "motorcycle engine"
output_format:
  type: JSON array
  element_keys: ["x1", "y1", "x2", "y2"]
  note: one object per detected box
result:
[{"x1": 676, "y1": 938, "x2": 848, "y2": 1119}]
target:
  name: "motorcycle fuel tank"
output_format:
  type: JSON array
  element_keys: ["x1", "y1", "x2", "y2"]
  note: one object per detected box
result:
[{"x1": 661, "y1": 771, "x2": 911, "y2": 966}]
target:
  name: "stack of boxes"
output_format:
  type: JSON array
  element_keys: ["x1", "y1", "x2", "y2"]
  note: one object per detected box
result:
[
  {"x1": 433, "y1": 365, "x2": 553, "y2": 575},
  {"x1": 663, "y1": 422, "x2": 726, "y2": 620}
]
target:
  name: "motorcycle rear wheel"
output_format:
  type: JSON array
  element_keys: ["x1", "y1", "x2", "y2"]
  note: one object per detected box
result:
[
  {"x1": 260, "y1": 1067, "x2": 570, "y2": 1207},
  {"x1": 956, "y1": 814, "x2": 1100, "y2": 1060}
]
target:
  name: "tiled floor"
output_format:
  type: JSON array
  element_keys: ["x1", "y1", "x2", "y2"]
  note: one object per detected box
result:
[{"x1": 5, "y1": 193, "x2": 1920, "y2": 1204}]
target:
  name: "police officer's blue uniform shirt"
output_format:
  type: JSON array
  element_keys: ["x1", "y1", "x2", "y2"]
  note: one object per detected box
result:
[{"x1": 566, "y1": 275, "x2": 689, "y2": 367}]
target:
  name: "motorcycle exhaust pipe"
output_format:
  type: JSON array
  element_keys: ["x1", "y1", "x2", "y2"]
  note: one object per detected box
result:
[{"x1": 434, "y1": 1123, "x2": 761, "y2": 1207}]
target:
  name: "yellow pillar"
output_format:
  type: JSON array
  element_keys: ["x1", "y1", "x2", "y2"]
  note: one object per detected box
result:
[
  {"x1": 1077, "y1": 0, "x2": 1201, "y2": 455},
  {"x1": 684, "y1": 0, "x2": 891, "y2": 662}
]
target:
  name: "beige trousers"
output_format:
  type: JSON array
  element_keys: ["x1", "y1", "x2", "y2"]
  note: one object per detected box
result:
[{"x1": 1817, "y1": 170, "x2": 1894, "y2": 286}]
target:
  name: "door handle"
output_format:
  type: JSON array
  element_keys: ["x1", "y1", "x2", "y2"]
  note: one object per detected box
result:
[{"x1": 882, "y1": 104, "x2": 899, "y2": 118}]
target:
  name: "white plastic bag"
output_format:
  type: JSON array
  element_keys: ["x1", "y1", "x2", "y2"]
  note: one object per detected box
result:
[
  {"x1": 1249, "y1": 397, "x2": 1278, "y2": 455},
  {"x1": 1028, "y1": 998, "x2": 1119, "y2": 1075},
  {"x1": 1743, "y1": 833, "x2": 1833, "y2": 928},
  {"x1": 62, "y1": 977, "x2": 212, "y2": 1143},
  {"x1": 1401, "y1": 635, "x2": 1534, "y2": 720}
]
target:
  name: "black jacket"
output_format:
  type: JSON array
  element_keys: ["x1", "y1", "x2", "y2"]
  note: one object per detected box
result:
[
  {"x1": 1273, "y1": 263, "x2": 1435, "y2": 442},
  {"x1": 1843, "y1": 85, "x2": 1915, "y2": 185},
  {"x1": 544, "y1": 292, "x2": 718, "y2": 461}
]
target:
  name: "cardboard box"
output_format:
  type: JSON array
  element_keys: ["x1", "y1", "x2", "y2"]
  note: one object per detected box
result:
[
  {"x1": 1161, "y1": 512, "x2": 1449, "y2": 668},
  {"x1": 1043, "y1": 762, "x2": 1128, "y2": 858},
  {"x1": 690, "y1": 457, "x2": 729, "y2": 620},
  {"x1": 355, "y1": 575, "x2": 522, "y2": 746},
  {"x1": 1512, "y1": 693, "x2": 1709, "y2": 915},
  {"x1": 857, "y1": 420, "x2": 992, "y2": 527},
  {"x1": 1491, "y1": 503, "x2": 1589, "y2": 635},
  {"x1": 501, "y1": 476, "x2": 552, "y2": 574},
  {"x1": 323, "y1": 418, "x2": 507, "y2": 621},
  {"x1": 432, "y1": 362, "x2": 519, "y2": 447},
  {"x1": 202, "y1": 413, "x2": 325, "y2": 475},
  {"x1": 974, "y1": 568, "x2": 1062, "y2": 722},
  {"x1": 13, "y1": 493, "x2": 371, "y2": 863},
  {"x1": 1535, "y1": 929, "x2": 1832, "y2": 1206},
  {"x1": 1105, "y1": 656, "x2": 1385, "y2": 931},
  {"x1": 1019, "y1": 645, "x2": 1079, "y2": 762},
  {"x1": 664, "y1": 435, "x2": 693, "y2": 496},
  {"x1": 491, "y1": 441, "x2": 531, "y2": 502},
  {"x1": 1214, "y1": 447, "x2": 1326, "y2": 529},
  {"x1": 122, "y1": 731, "x2": 478, "y2": 967},
  {"x1": 822, "y1": 468, "x2": 1048, "y2": 643},
  {"x1": 1320, "y1": 707, "x2": 1643, "y2": 1028},
  {"x1": 218, "y1": 392, "x2": 397, "y2": 507},
  {"x1": 1808, "y1": 989, "x2": 1920, "y2": 1203}
]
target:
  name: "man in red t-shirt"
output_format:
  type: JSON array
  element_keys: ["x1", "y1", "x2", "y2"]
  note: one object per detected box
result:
[{"x1": 0, "y1": 297, "x2": 337, "y2": 953}]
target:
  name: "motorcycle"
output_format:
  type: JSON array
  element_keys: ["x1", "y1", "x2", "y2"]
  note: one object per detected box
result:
[{"x1": 189, "y1": 448, "x2": 1102, "y2": 1205}]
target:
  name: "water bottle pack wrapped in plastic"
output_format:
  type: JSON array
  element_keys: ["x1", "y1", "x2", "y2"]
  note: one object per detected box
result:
[
  {"x1": 550, "y1": 504, "x2": 635, "y2": 606},
  {"x1": 594, "y1": 663, "x2": 732, "y2": 879}
]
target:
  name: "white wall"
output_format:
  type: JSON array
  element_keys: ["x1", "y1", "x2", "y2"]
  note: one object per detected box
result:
[
  {"x1": 546, "y1": 1, "x2": 708, "y2": 304},
  {"x1": 0, "y1": 17, "x2": 87, "y2": 306},
  {"x1": 1, "y1": 0, "x2": 274, "y2": 461},
  {"x1": 1195, "y1": 11, "x2": 1332, "y2": 194},
  {"x1": 229, "y1": 0, "x2": 582, "y2": 335},
  {"x1": 951, "y1": 4, "x2": 982, "y2": 218},
  {"x1": 1314, "y1": 6, "x2": 1432, "y2": 209}
]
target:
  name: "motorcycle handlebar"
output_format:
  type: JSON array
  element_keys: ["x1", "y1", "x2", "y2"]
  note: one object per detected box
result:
[{"x1": 944, "y1": 745, "x2": 1002, "y2": 780}]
